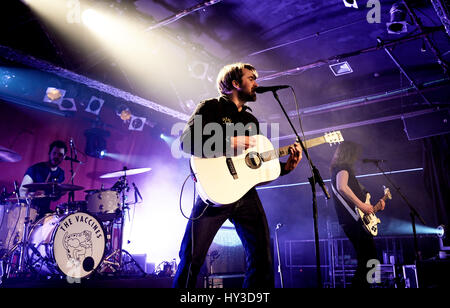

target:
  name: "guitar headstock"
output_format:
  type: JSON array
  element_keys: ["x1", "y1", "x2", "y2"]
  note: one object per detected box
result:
[
  {"x1": 383, "y1": 185, "x2": 392, "y2": 200},
  {"x1": 324, "y1": 131, "x2": 344, "y2": 145}
]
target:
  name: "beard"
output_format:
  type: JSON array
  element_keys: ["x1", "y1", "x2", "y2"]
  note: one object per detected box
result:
[{"x1": 237, "y1": 89, "x2": 256, "y2": 102}]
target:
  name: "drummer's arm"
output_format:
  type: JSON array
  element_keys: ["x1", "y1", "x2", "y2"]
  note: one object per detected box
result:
[{"x1": 19, "y1": 174, "x2": 33, "y2": 198}]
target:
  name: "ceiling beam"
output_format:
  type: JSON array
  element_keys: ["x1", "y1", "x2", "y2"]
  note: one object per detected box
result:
[{"x1": 0, "y1": 44, "x2": 190, "y2": 121}]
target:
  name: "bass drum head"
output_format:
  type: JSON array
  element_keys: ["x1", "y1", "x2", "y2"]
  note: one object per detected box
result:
[{"x1": 53, "y1": 212, "x2": 105, "y2": 279}]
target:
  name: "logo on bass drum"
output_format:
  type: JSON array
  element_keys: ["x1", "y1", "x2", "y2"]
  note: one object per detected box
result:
[{"x1": 55, "y1": 213, "x2": 105, "y2": 279}]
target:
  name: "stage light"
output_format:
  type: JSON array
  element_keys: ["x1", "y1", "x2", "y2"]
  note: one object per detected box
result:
[
  {"x1": 115, "y1": 104, "x2": 132, "y2": 121},
  {"x1": 129, "y1": 115, "x2": 146, "y2": 131},
  {"x1": 58, "y1": 98, "x2": 77, "y2": 111},
  {"x1": 387, "y1": 3, "x2": 408, "y2": 34},
  {"x1": 85, "y1": 96, "x2": 104, "y2": 115},
  {"x1": 179, "y1": 99, "x2": 197, "y2": 113},
  {"x1": 329, "y1": 61, "x2": 353, "y2": 76},
  {"x1": 437, "y1": 225, "x2": 446, "y2": 238},
  {"x1": 84, "y1": 127, "x2": 110, "y2": 159},
  {"x1": 43, "y1": 87, "x2": 66, "y2": 104},
  {"x1": 343, "y1": 0, "x2": 358, "y2": 9},
  {"x1": 188, "y1": 61, "x2": 209, "y2": 80}
]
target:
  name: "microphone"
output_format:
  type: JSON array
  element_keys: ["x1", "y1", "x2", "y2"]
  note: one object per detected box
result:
[
  {"x1": 255, "y1": 85, "x2": 290, "y2": 93},
  {"x1": 13, "y1": 180, "x2": 20, "y2": 197},
  {"x1": 132, "y1": 182, "x2": 143, "y2": 201},
  {"x1": 69, "y1": 137, "x2": 78, "y2": 159},
  {"x1": 276, "y1": 223, "x2": 284, "y2": 230},
  {"x1": 65, "y1": 157, "x2": 83, "y2": 164},
  {"x1": 362, "y1": 158, "x2": 386, "y2": 164}
]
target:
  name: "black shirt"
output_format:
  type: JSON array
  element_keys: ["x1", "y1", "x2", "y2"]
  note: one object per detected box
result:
[
  {"x1": 331, "y1": 163, "x2": 367, "y2": 225},
  {"x1": 181, "y1": 96, "x2": 259, "y2": 158},
  {"x1": 180, "y1": 96, "x2": 289, "y2": 174}
]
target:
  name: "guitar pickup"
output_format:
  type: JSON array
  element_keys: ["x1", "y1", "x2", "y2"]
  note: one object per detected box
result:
[{"x1": 226, "y1": 157, "x2": 238, "y2": 180}]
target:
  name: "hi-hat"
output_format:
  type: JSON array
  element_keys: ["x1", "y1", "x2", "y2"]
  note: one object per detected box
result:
[
  {"x1": 23, "y1": 183, "x2": 84, "y2": 192},
  {"x1": 0, "y1": 145, "x2": 22, "y2": 162},
  {"x1": 100, "y1": 167, "x2": 151, "y2": 179}
]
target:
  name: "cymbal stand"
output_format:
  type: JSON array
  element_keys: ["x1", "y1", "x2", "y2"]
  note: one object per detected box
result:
[
  {"x1": 98, "y1": 169, "x2": 145, "y2": 277},
  {"x1": 6, "y1": 183, "x2": 33, "y2": 277}
]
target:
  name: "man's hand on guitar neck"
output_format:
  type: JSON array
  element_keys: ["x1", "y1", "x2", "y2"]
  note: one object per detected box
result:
[
  {"x1": 360, "y1": 199, "x2": 385, "y2": 215},
  {"x1": 284, "y1": 142, "x2": 302, "y2": 172}
]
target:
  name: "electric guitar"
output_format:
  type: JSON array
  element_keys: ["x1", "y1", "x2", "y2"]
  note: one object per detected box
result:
[
  {"x1": 356, "y1": 186, "x2": 392, "y2": 236},
  {"x1": 191, "y1": 131, "x2": 344, "y2": 206}
]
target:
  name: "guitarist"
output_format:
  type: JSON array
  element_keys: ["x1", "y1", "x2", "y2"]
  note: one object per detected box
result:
[
  {"x1": 330, "y1": 141, "x2": 385, "y2": 288},
  {"x1": 173, "y1": 62, "x2": 302, "y2": 288}
]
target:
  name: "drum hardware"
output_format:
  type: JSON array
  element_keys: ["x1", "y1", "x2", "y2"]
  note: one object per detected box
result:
[
  {"x1": 0, "y1": 191, "x2": 36, "y2": 278},
  {"x1": 96, "y1": 167, "x2": 146, "y2": 277}
]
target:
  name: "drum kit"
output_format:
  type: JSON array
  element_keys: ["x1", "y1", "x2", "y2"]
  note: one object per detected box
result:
[{"x1": 0, "y1": 145, "x2": 151, "y2": 282}]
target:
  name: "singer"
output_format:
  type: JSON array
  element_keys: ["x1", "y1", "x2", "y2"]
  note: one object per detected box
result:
[
  {"x1": 173, "y1": 62, "x2": 302, "y2": 288},
  {"x1": 19, "y1": 140, "x2": 67, "y2": 219}
]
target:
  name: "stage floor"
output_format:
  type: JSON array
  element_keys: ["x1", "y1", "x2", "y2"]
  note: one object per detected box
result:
[{"x1": 0, "y1": 274, "x2": 174, "y2": 288}]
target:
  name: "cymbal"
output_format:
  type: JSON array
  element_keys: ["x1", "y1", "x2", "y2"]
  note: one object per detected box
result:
[
  {"x1": 23, "y1": 183, "x2": 84, "y2": 192},
  {"x1": 100, "y1": 167, "x2": 152, "y2": 179},
  {"x1": 0, "y1": 145, "x2": 22, "y2": 162}
]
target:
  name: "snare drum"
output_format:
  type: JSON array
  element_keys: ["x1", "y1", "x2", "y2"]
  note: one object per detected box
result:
[
  {"x1": 85, "y1": 190, "x2": 120, "y2": 221},
  {"x1": 56, "y1": 201, "x2": 87, "y2": 215},
  {"x1": 0, "y1": 201, "x2": 37, "y2": 252},
  {"x1": 27, "y1": 212, "x2": 105, "y2": 279}
]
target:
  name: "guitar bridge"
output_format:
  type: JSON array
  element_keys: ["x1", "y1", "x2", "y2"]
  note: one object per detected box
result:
[{"x1": 226, "y1": 157, "x2": 238, "y2": 180}]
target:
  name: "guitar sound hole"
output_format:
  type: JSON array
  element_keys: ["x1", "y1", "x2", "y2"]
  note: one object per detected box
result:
[{"x1": 245, "y1": 152, "x2": 262, "y2": 169}]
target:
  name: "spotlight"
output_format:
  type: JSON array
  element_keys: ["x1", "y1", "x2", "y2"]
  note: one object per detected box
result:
[
  {"x1": 179, "y1": 99, "x2": 197, "y2": 113},
  {"x1": 437, "y1": 225, "x2": 446, "y2": 238},
  {"x1": 58, "y1": 98, "x2": 77, "y2": 111},
  {"x1": 329, "y1": 61, "x2": 353, "y2": 76},
  {"x1": 387, "y1": 3, "x2": 408, "y2": 34},
  {"x1": 128, "y1": 115, "x2": 146, "y2": 131},
  {"x1": 188, "y1": 61, "x2": 209, "y2": 80},
  {"x1": 85, "y1": 96, "x2": 104, "y2": 115},
  {"x1": 343, "y1": 0, "x2": 358, "y2": 9},
  {"x1": 116, "y1": 105, "x2": 132, "y2": 121},
  {"x1": 44, "y1": 87, "x2": 66, "y2": 104},
  {"x1": 84, "y1": 128, "x2": 110, "y2": 159}
]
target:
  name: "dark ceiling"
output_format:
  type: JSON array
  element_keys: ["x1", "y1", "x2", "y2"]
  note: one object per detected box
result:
[{"x1": 0, "y1": 0, "x2": 449, "y2": 163}]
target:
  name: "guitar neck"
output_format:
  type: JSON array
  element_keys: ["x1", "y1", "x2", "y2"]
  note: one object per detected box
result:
[
  {"x1": 261, "y1": 135, "x2": 327, "y2": 161},
  {"x1": 373, "y1": 194, "x2": 390, "y2": 213}
]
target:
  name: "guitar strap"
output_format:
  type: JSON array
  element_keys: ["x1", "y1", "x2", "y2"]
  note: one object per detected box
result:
[{"x1": 331, "y1": 184, "x2": 360, "y2": 221}]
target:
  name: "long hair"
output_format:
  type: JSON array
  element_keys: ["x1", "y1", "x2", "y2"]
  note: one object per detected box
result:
[
  {"x1": 216, "y1": 62, "x2": 257, "y2": 96},
  {"x1": 330, "y1": 141, "x2": 362, "y2": 170}
]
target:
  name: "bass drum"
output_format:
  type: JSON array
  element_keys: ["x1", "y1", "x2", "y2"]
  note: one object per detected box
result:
[{"x1": 27, "y1": 212, "x2": 105, "y2": 279}]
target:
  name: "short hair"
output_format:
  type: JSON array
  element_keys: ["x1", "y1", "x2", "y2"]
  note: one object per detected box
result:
[
  {"x1": 48, "y1": 140, "x2": 67, "y2": 155},
  {"x1": 216, "y1": 62, "x2": 258, "y2": 96}
]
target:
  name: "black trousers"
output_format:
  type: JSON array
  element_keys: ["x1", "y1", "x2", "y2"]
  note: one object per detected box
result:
[
  {"x1": 172, "y1": 189, "x2": 274, "y2": 288},
  {"x1": 341, "y1": 222, "x2": 377, "y2": 288}
]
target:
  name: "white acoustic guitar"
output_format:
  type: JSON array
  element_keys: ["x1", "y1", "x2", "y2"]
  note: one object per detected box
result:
[
  {"x1": 356, "y1": 186, "x2": 392, "y2": 236},
  {"x1": 190, "y1": 131, "x2": 344, "y2": 206}
]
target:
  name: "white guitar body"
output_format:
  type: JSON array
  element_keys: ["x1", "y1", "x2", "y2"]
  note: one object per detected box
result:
[
  {"x1": 356, "y1": 193, "x2": 381, "y2": 236},
  {"x1": 191, "y1": 135, "x2": 280, "y2": 206},
  {"x1": 191, "y1": 131, "x2": 344, "y2": 206},
  {"x1": 355, "y1": 186, "x2": 392, "y2": 236}
]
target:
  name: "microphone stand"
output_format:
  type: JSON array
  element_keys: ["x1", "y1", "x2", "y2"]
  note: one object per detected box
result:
[
  {"x1": 68, "y1": 139, "x2": 77, "y2": 203},
  {"x1": 371, "y1": 161, "x2": 426, "y2": 262},
  {"x1": 270, "y1": 89, "x2": 330, "y2": 288}
]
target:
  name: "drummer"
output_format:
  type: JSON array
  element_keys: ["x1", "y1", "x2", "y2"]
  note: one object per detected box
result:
[{"x1": 19, "y1": 140, "x2": 67, "y2": 219}]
